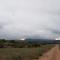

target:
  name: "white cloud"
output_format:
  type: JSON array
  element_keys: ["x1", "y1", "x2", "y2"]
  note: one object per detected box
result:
[{"x1": 0, "y1": 0, "x2": 60, "y2": 39}]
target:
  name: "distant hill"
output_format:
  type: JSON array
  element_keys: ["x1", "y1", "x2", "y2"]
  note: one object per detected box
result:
[{"x1": 25, "y1": 38, "x2": 60, "y2": 44}]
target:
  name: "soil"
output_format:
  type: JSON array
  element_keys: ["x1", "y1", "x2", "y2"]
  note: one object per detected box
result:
[{"x1": 38, "y1": 45, "x2": 60, "y2": 60}]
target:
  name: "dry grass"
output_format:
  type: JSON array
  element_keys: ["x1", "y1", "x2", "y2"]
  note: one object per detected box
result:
[{"x1": 0, "y1": 44, "x2": 55, "y2": 60}]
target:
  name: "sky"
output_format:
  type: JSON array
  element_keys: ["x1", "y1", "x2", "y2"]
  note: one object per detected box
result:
[{"x1": 0, "y1": 0, "x2": 60, "y2": 39}]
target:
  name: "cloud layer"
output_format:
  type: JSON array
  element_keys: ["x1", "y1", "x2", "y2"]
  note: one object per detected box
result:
[{"x1": 0, "y1": 0, "x2": 60, "y2": 39}]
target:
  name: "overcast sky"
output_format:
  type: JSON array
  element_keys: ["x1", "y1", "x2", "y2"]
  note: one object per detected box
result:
[{"x1": 0, "y1": 0, "x2": 60, "y2": 39}]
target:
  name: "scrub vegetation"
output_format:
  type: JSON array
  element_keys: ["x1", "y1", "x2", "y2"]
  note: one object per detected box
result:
[{"x1": 0, "y1": 39, "x2": 55, "y2": 60}]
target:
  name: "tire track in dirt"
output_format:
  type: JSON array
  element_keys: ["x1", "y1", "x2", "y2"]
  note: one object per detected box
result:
[{"x1": 38, "y1": 45, "x2": 60, "y2": 60}]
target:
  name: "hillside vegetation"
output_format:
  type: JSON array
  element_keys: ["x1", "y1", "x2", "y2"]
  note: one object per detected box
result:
[{"x1": 0, "y1": 39, "x2": 55, "y2": 60}]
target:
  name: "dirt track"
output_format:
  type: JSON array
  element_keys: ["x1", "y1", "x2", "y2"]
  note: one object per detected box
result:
[{"x1": 38, "y1": 45, "x2": 60, "y2": 60}]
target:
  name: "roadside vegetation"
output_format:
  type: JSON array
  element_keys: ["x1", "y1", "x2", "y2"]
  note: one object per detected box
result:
[{"x1": 0, "y1": 39, "x2": 55, "y2": 60}]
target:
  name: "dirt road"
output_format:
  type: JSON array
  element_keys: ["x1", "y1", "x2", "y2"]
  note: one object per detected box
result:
[{"x1": 38, "y1": 45, "x2": 60, "y2": 60}]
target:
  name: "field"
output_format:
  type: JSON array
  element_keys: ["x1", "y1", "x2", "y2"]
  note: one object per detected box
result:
[{"x1": 0, "y1": 44, "x2": 55, "y2": 60}]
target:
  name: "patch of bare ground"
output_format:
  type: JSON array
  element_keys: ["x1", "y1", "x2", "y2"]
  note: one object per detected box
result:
[{"x1": 38, "y1": 45, "x2": 60, "y2": 60}]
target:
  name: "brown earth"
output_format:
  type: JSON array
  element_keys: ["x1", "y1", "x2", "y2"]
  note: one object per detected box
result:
[{"x1": 38, "y1": 45, "x2": 60, "y2": 60}]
